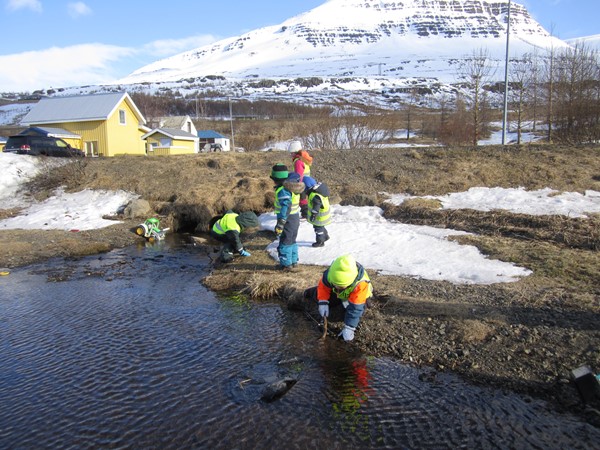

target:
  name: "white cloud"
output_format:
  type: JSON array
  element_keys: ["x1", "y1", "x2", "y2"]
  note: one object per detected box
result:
[
  {"x1": 0, "y1": 33, "x2": 216, "y2": 93},
  {"x1": 143, "y1": 35, "x2": 218, "y2": 57},
  {"x1": 6, "y1": 0, "x2": 42, "y2": 13},
  {"x1": 67, "y1": 1, "x2": 92, "y2": 18},
  {"x1": 0, "y1": 44, "x2": 134, "y2": 92}
]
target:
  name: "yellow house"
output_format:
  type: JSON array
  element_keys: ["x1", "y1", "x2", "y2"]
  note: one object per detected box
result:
[
  {"x1": 142, "y1": 128, "x2": 199, "y2": 156},
  {"x1": 21, "y1": 92, "x2": 148, "y2": 157},
  {"x1": 0, "y1": 136, "x2": 6, "y2": 152}
]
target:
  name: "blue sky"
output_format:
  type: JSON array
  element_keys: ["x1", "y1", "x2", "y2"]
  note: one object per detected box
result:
[{"x1": 0, "y1": 0, "x2": 598, "y2": 93}]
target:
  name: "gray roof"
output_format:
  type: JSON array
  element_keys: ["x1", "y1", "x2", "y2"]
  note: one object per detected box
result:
[
  {"x1": 142, "y1": 128, "x2": 198, "y2": 140},
  {"x1": 21, "y1": 92, "x2": 145, "y2": 125},
  {"x1": 158, "y1": 116, "x2": 191, "y2": 128}
]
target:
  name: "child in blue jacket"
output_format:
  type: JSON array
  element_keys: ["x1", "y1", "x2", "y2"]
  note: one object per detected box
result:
[{"x1": 273, "y1": 170, "x2": 305, "y2": 271}]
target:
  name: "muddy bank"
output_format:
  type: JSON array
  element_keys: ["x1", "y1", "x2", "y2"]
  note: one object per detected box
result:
[
  {"x1": 0, "y1": 221, "x2": 141, "y2": 269},
  {"x1": 200, "y1": 229, "x2": 600, "y2": 427}
]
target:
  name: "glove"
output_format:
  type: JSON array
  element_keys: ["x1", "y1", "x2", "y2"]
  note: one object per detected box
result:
[
  {"x1": 239, "y1": 249, "x2": 251, "y2": 257},
  {"x1": 339, "y1": 325, "x2": 356, "y2": 342},
  {"x1": 274, "y1": 219, "x2": 285, "y2": 236},
  {"x1": 318, "y1": 301, "x2": 329, "y2": 318}
]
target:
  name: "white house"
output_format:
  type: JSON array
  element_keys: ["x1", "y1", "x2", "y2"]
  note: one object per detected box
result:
[{"x1": 198, "y1": 130, "x2": 231, "y2": 152}]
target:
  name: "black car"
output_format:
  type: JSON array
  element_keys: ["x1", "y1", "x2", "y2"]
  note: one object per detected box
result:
[{"x1": 3, "y1": 135, "x2": 84, "y2": 157}]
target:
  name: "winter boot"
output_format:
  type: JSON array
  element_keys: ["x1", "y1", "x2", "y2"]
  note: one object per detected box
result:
[
  {"x1": 220, "y1": 248, "x2": 234, "y2": 263},
  {"x1": 312, "y1": 234, "x2": 326, "y2": 247}
]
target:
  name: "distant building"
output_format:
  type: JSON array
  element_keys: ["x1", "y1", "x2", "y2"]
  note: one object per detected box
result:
[
  {"x1": 198, "y1": 130, "x2": 230, "y2": 152},
  {"x1": 149, "y1": 116, "x2": 197, "y2": 136},
  {"x1": 142, "y1": 128, "x2": 199, "y2": 155}
]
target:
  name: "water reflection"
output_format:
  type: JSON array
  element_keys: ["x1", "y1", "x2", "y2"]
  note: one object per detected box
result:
[
  {"x1": 322, "y1": 354, "x2": 376, "y2": 442},
  {"x1": 0, "y1": 234, "x2": 598, "y2": 449}
]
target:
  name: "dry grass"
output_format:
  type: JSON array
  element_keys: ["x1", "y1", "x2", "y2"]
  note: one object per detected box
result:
[
  {"x1": 241, "y1": 272, "x2": 280, "y2": 300},
  {"x1": 454, "y1": 319, "x2": 495, "y2": 343},
  {"x1": 383, "y1": 202, "x2": 600, "y2": 251}
]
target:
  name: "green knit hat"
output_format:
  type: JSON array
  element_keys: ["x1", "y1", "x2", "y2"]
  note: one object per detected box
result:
[
  {"x1": 270, "y1": 163, "x2": 289, "y2": 181},
  {"x1": 327, "y1": 254, "x2": 359, "y2": 287},
  {"x1": 236, "y1": 211, "x2": 259, "y2": 229}
]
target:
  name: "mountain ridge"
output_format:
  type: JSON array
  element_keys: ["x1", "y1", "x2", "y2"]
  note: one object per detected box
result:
[{"x1": 118, "y1": 0, "x2": 569, "y2": 85}]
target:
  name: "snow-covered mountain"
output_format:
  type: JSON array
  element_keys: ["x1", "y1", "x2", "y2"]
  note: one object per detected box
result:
[
  {"x1": 119, "y1": 0, "x2": 568, "y2": 85},
  {"x1": 565, "y1": 34, "x2": 600, "y2": 52}
]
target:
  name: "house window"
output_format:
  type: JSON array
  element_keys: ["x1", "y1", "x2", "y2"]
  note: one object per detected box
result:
[
  {"x1": 160, "y1": 138, "x2": 172, "y2": 147},
  {"x1": 119, "y1": 109, "x2": 126, "y2": 125}
]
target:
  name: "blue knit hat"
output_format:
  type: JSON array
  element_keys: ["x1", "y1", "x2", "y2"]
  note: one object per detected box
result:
[
  {"x1": 287, "y1": 172, "x2": 301, "y2": 183},
  {"x1": 303, "y1": 176, "x2": 317, "y2": 189}
]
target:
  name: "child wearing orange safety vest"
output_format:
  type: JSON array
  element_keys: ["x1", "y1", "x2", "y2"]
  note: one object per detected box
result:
[{"x1": 305, "y1": 254, "x2": 373, "y2": 341}]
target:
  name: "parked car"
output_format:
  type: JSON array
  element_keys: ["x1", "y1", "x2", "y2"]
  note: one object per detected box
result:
[{"x1": 3, "y1": 135, "x2": 84, "y2": 157}]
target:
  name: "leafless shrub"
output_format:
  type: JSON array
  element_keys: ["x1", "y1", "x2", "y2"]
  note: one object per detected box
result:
[{"x1": 24, "y1": 158, "x2": 88, "y2": 200}]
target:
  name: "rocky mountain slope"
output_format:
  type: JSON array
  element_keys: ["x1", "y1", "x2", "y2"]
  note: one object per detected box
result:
[{"x1": 120, "y1": 0, "x2": 568, "y2": 85}]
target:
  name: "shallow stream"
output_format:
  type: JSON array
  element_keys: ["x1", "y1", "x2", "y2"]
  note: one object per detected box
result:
[{"x1": 0, "y1": 235, "x2": 598, "y2": 449}]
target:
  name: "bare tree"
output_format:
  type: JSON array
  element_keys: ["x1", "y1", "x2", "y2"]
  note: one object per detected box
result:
[
  {"x1": 552, "y1": 42, "x2": 600, "y2": 142},
  {"x1": 404, "y1": 89, "x2": 420, "y2": 140},
  {"x1": 298, "y1": 107, "x2": 389, "y2": 150},
  {"x1": 530, "y1": 47, "x2": 541, "y2": 132},
  {"x1": 439, "y1": 93, "x2": 472, "y2": 146},
  {"x1": 458, "y1": 48, "x2": 496, "y2": 146},
  {"x1": 130, "y1": 92, "x2": 169, "y2": 126},
  {"x1": 543, "y1": 26, "x2": 557, "y2": 142},
  {"x1": 510, "y1": 56, "x2": 535, "y2": 144}
]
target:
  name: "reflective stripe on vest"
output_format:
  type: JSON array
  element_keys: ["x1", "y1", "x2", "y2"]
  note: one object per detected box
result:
[
  {"x1": 274, "y1": 186, "x2": 300, "y2": 215},
  {"x1": 308, "y1": 192, "x2": 331, "y2": 226},
  {"x1": 290, "y1": 192, "x2": 300, "y2": 215},
  {"x1": 212, "y1": 213, "x2": 240, "y2": 235},
  {"x1": 274, "y1": 186, "x2": 285, "y2": 214}
]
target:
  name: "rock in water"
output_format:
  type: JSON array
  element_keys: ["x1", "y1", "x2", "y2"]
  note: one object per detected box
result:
[{"x1": 261, "y1": 377, "x2": 297, "y2": 402}]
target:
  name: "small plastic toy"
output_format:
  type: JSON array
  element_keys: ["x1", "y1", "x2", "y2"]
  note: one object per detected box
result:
[{"x1": 135, "y1": 217, "x2": 169, "y2": 242}]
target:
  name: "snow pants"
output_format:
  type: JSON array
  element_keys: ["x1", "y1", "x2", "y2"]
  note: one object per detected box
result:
[{"x1": 277, "y1": 213, "x2": 300, "y2": 267}]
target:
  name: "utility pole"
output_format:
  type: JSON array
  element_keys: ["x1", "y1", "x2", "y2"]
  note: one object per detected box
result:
[
  {"x1": 229, "y1": 97, "x2": 235, "y2": 152},
  {"x1": 501, "y1": 0, "x2": 512, "y2": 145}
]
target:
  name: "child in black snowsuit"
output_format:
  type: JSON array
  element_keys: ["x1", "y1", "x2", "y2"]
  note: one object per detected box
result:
[{"x1": 302, "y1": 176, "x2": 331, "y2": 247}]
